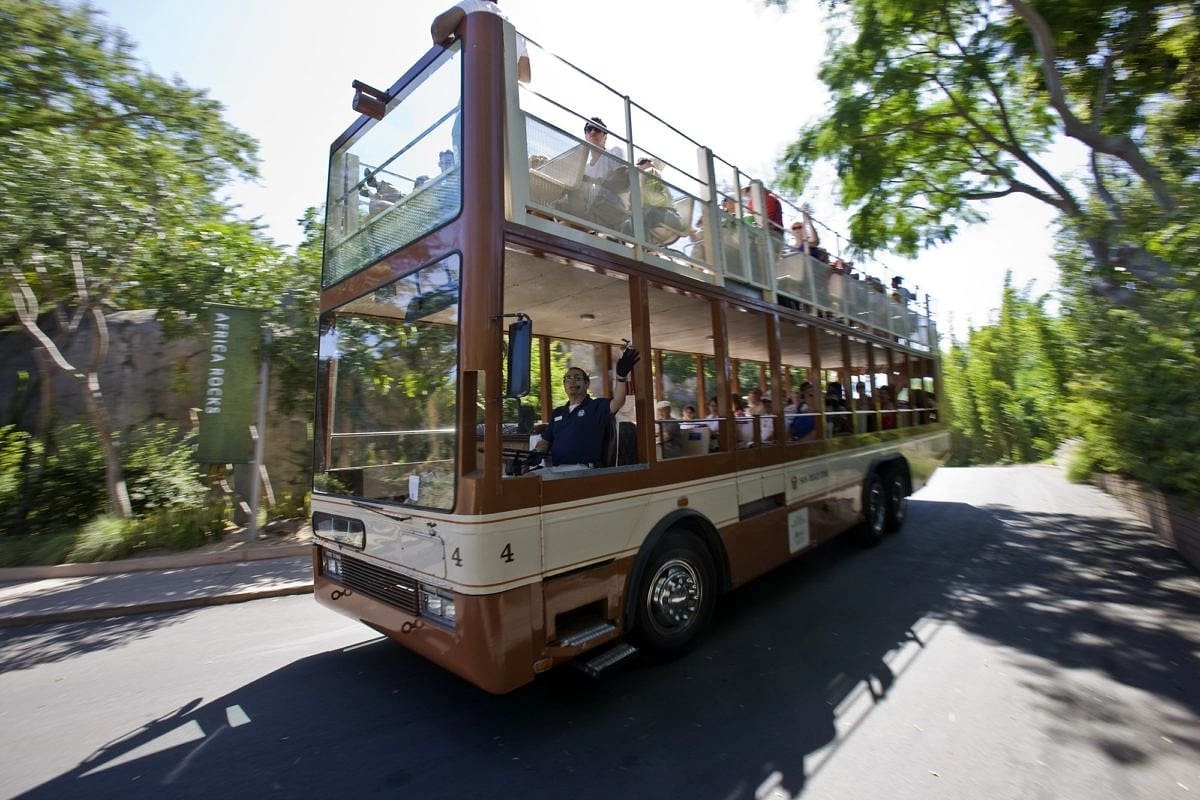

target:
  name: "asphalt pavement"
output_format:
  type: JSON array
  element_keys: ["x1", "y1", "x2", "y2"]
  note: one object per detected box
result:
[{"x1": 0, "y1": 534, "x2": 314, "y2": 629}]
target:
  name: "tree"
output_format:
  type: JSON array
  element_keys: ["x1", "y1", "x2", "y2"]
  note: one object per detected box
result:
[
  {"x1": 942, "y1": 275, "x2": 1069, "y2": 464},
  {"x1": 773, "y1": 0, "x2": 1196, "y2": 297},
  {"x1": 1, "y1": 0, "x2": 271, "y2": 517},
  {"x1": 772, "y1": 0, "x2": 1200, "y2": 492}
]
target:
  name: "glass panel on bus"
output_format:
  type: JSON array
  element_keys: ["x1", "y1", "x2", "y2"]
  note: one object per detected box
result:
[
  {"x1": 500, "y1": 245, "x2": 639, "y2": 472},
  {"x1": 314, "y1": 255, "x2": 461, "y2": 509},
  {"x1": 780, "y1": 320, "x2": 820, "y2": 442},
  {"x1": 645, "y1": 281, "x2": 717, "y2": 459},
  {"x1": 726, "y1": 305, "x2": 775, "y2": 447},
  {"x1": 323, "y1": 43, "x2": 463, "y2": 288}
]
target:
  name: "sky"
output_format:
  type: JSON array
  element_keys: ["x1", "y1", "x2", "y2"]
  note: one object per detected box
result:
[{"x1": 90, "y1": 0, "x2": 1067, "y2": 342}]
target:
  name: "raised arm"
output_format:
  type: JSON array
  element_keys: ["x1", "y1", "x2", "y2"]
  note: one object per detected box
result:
[
  {"x1": 610, "y1": 346, "x2": 640, "y2": 416},
  {"x1": 431, "y1": 5, "x2": 467, "y2": 46}
]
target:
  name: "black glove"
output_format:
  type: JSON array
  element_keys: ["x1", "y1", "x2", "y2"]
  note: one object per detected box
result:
[{"x1": 615, "y1": 346, "x2": 641, "y2": 379}]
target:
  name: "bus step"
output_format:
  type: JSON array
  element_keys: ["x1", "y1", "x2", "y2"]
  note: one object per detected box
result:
[
  {"x1": 574, "y1": 641, "x2": 639, "y2": 679},
  {"x1": 558, "y1": 622, "x2": 618, "y2": 649}
]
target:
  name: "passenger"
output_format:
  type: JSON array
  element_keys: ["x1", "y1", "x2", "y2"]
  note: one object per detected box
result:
[
  {"x1": 680, "y1": 404, "x2": 702, "y2": 428},
  {"x1": 431, "y1": 0, "x2": 531, "y2": 83},
  {"x1": 413, "y1": 175, "x2": 430, "y2": 189},
  {"x1": 555, "y1": 116, "x2": 628, "y2": 228},
  {"x1": 746, "y1": 387, "x2": 765, "y2": 416},
  {"x1": 789, "y1": 385, "x2": 818, "y2": 441},
  {"x1": 438, "y1": 149, "x2": 456, "y2": 173},
  {"x1": 826, "y1": 381, "x2": 853, "y2": 436},
  {"x1": 655, "y1": 400, "x2": 684, "y2": 459},
  {"x1": 855, "y1": 381, "x2": 875, "y2": 432},
  {"x1": 733, "y1": 395, "x2": 755, "y2": 447},
  {"x1": 704, "y1": 396, "x2": 721, "y2": 434},
  {"x1": 368, "y1": 180, "x2": 402, "y2": 216},
  {"x1": 634, "y1": 157, "x2": 688, "y2": 241},
  {"x1": 758, "y1": 397, "x2": 776, "y2": 443},
  {"x1": 891, "y1": 275, "x2": 916, "y2": 305},
  {"x1": 879, "y1": 385, "x2": 898, "y2": 430},
  {"x1": 531, "y1": 347, "x2": 640, "y2": 471},
  {"x1": 583, "y1": 117, "x2": 626, "y2": 183}
]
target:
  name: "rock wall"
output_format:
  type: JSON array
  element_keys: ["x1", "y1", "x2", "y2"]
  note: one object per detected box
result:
[
  {"x1": 1093, "y1": 473, "x2": 1200, "y2": 574},
  {"x1": 0, "y1": 310, "x2": 311, "y2": 503}
]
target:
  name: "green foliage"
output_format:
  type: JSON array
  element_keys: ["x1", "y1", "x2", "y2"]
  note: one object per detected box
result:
[
  {"x1": 22, "y1": 424, "x2": 108, "y2": 532},
  {"x1": 0, "y1": 424, "x2": 30, "y2": 528},
  {"x1": 779, "y1": 0, "x2": 1195, "y2": 272},
  {"x1": 58, "y1": 504, "x2": 225, "y2": 564},
  {"x1": 122, "y1": 423, "x2": 209, "y2": 515},
  {"x1": 1059, "y1": 289, "x2": 1200, "y2": 493},
  {"x1": 267, "y1": 490, "x2": 309, "y2": 524},
  {"x1": 269, "y1": 207, "x2": 323, "y2": 417},
  {"x1": 943, "y1": 276, "x2": 1069, "y2": 464}
]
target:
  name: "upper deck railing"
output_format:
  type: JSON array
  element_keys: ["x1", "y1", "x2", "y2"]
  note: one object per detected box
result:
[{"x1": 323, "y1": 17, "x2": 934, "y2": 350}]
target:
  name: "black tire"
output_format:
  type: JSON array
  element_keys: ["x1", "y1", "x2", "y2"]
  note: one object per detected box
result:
[
  {"x1": 857, "y1": 472, "x2": 887, "y2": 547},
  {"x1": 632, "y1": 530, "x2": 716, "y2": 656},
  {"x1": 884, "y1": 467, "x2": 909, "y2": 533}
]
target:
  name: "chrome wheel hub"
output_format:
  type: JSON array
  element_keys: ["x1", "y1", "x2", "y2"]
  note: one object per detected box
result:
[{"x1": 647, "y1": 559, "x2": 701, "y2": 631}]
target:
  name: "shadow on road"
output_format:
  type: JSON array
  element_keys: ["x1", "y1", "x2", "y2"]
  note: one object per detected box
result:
[
  {"x1": 14, "y1": 494, "x2": 1200, "y2": 799},
  {"x1": 0, "y1": 611, "x2": 192, "y2": 673}
]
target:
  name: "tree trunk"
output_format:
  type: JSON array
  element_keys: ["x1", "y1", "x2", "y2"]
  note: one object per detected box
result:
[{"x1": 79, "y1": 369, "x2": 133, "y2": 518}]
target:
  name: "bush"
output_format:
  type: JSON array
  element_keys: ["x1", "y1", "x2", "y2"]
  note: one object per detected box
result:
[
  {"x1": 67, "y1": 515, "x2": 131, "y2": 563},
  {"x1": 123, "y1": 423, "x2": 209, "y2": 515},
  {"x1": 23, "y1": 424, "x2": 107, "y2": 532},
  {"x1": 0, "y1": 425, "x2": 32, "y2": 531}
]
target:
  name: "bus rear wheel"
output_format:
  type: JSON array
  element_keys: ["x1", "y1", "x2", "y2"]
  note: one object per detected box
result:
[
  {"x1": 857, "y1": 472, "x2": 887, "y2": 547},
  {"x1": 633, "y1": 531, "x2": 715, "y2": 656},
  {"x1": 885, "y1": 467, "x2": 909, "y2": 532}
]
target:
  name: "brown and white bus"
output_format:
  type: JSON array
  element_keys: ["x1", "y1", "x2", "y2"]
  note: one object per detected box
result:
[{"x1": 311, "y1": 11, "x2": 949, "y2": 694}]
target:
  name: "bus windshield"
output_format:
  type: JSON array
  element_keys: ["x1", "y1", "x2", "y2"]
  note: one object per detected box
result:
[
  {"x1": 322, "y1": 42, "x2": 462, "y2": 288},
  {"x1": 314, "y1": 254, "x2": 461, "y2": 510}
]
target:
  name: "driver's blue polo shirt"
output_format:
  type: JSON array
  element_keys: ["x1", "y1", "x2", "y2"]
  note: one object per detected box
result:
[{"x1": 541, "y1": 396, "x2": 612, "y2": 466}]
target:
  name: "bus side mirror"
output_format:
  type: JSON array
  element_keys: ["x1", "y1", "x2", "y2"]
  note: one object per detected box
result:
[{"x1": 505, "y1": 315, "x2": 532, "y2": 398}]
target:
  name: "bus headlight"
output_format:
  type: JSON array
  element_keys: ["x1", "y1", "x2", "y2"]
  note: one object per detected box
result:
[
  {"x1": 313, "y1": 512, "x2": 365, "y2": 549},
  {"x1": 322, "y1": 549, "x2": 343, "y2": 580},
  {"x1": 420, "y1": 585, "x2": 456, "y2": 627}
]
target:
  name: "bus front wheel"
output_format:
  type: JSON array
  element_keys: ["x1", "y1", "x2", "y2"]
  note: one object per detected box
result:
[{"x1": 633, "y1": 530, "x2": 716, "y2": 656}]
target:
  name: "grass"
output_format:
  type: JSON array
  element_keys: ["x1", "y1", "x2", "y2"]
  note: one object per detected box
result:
[{"x1": 0, "y1": 505, "x2": 228, "y2": 568}]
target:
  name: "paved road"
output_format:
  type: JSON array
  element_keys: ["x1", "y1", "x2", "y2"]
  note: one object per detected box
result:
[{"x1": 1, "y1": 465, "x2": 1198, "y2": 799}]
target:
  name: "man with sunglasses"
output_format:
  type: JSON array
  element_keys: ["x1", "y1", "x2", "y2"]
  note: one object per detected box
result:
[{"x1": 531, "y1": 346, "x2": 640, "y2": 471}]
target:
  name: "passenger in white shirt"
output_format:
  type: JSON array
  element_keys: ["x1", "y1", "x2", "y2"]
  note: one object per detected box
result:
[{"x1": 582, "y1": 117, "x2": 626, "y2": 183}]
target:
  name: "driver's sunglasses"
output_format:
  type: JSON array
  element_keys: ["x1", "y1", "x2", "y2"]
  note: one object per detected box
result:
[{"x1": 563, "y1": 374, "x2": 589, "y2": 383}]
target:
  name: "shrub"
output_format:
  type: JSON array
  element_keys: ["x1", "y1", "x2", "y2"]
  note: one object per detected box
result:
[
  {"x1": 0, "y1": 425, "x2": 32, "y2": 532},
  {"x1": 67, "y1": 515, "x2": 131, "y2": 563},
  {"x1": 123, "y1": 423, "x2": 209, "y2": 515},
  {"x1": 24, "y1": 424, "x2": 107, "y2": 533}
]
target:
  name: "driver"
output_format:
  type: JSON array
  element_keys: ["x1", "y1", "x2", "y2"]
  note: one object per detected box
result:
[{"x1": 532, "y1": 346, "x2": 640, "y2": 470}]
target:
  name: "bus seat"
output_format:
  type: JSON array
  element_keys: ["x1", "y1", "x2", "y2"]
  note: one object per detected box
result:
[
  {"x1": 601, "y1": 419, "x2": 637, "y2": 467},
  {"x1": 650, "y1": 194, "x2": 695, "y2": 247},
  {"x1": 529, "y1": 144, "x2": 587, "y2": 206},
  {"x1": 680, "y1": 425, "x2": 710, "y2": 456},
  {"x1": 616, "y1": 421, "x2": 637, "y2": 465}
]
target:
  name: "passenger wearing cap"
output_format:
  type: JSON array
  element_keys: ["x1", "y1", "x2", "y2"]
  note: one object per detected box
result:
[
  {"x1": 532, "y1": 347, "x2": 641, "y2": 471},
  {"x1": 655, "y1": 400, "x2": 684, "y2": 460}
]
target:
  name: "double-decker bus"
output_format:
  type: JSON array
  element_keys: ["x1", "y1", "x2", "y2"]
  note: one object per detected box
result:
[{"x1": 311, "y1": 11, "x2": 949, "y2": 694}]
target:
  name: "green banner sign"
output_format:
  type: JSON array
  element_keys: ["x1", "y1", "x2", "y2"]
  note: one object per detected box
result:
[{"x1": 196, "y1": 304, "x2": 262, "y2": 463}]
